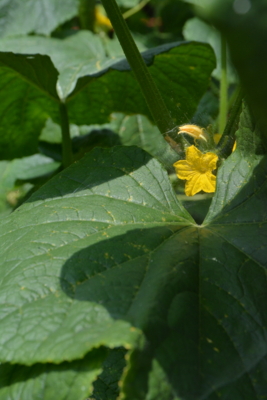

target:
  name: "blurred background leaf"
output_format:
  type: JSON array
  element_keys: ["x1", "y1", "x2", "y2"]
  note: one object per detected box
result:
[
  {"x1": 195, "y1": 0, "x2": 267, "y2": 145},
  {"x1": 183, "y1": 17, "x2": 237, "y2": 83},
  {"x1": 0, "y1": 0, "x2": 79, "y2": 37},
  {"x1": 0, "y1": 154, "x2": 60, "y2": 217}
]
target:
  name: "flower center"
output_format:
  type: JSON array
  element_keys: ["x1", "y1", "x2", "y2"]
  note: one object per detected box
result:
[
  {"x1": 199, "y1": 164, "x2": 208, "y2": 173},
  {"x1": 195, "y1": 158, "x2": 208, "y2": 173}
]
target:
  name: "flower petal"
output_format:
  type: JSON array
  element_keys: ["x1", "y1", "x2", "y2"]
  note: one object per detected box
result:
[
  {"x1": 185, "y1": 172, "x2": 216, "y2": 196},
  {"x1": 198, "y1": 172, "x2": 216, "y2": 193},
  {"x1": 202, "y1": 152, "x2": 218, "y2": 171},
  {"x1": 173, "y1": 160, "x2": 196, "y2": 180},
  {"x1": 185, "y1": 145, "x2": 202, "y2": 165},
  {"x1": 184, "y1": 172, "x2": 202, "y2": 196}
]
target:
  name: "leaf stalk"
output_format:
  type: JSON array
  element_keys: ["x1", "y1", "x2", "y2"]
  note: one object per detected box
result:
[
  {"x1": 219, "y1": 34, "x2": 228, "y2": 134},
  {"x1": 79, "y1": 0, "x2": 95, "y2": 31},
  {"x1": 100, "y1": 0, "x2": 180, "y2": 148},
  {"x1": 122, "y1": 0, "x2": 150, "y2": 19}
]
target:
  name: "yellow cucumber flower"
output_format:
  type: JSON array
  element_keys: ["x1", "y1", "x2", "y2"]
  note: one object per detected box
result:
[{"x1": 173, "y1": 145, "x2": 218, "y2": 196}]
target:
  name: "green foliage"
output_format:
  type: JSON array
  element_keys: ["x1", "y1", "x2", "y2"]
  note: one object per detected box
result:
[
  {"x1": 0, "y1": 37, "x2": 214, "y2": 160},
  {"x1": 0, "y1": 1, "x2": 266, "y2": 399}
]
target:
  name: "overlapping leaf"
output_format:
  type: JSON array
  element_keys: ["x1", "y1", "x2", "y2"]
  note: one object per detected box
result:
[
  {"x1": 0, "y1": 349, "x2": 106, "y2": 400},
  {"x1": 90, "y1": 347, "x2": 127, "y2": 400}
]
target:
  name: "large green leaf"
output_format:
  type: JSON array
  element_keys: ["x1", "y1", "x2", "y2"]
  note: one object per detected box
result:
[
  {"x1": 0, "y1": 0, "x2": 79, "y2": 37},
  {"x1": 0, "y1": 348, "x2": 106, "y2": 400},
  {"x1": 67, "y1": 41, "x2": 215, "y2": 127},
  {"x1": 0, "y1": 52, "x2": 59, "y2": 159},
  {"x1": 1, "y1": 105, "x2": 267, "y2": 400},
  {"x1": 0, "y1": 146, "x2": 189, "y2": 366}
]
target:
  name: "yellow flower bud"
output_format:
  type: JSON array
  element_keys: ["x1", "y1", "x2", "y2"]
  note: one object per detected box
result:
[{"x1": 178, "y1": 124, "x2": 207, "y2": 142}]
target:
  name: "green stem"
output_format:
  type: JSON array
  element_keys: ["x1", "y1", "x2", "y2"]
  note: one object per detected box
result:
[
  {"x1": 219, "y1": 34, "x2": 228, "y2": 134},
  {"x1": 216, "y1": 88, "x2": 243, "y2": 158},
  {"x1": 79, "y1": 0, "x2": 95, "y2": 31},
  {"x1": 59, "y1": 103, "x2": 73, "y2": 168},
  {"x1": 100, "y1": 0, "x2": 179, "y2": 146},
  {"x1": 123, "y1": 0, "x2": 150, "y2": 19}
]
